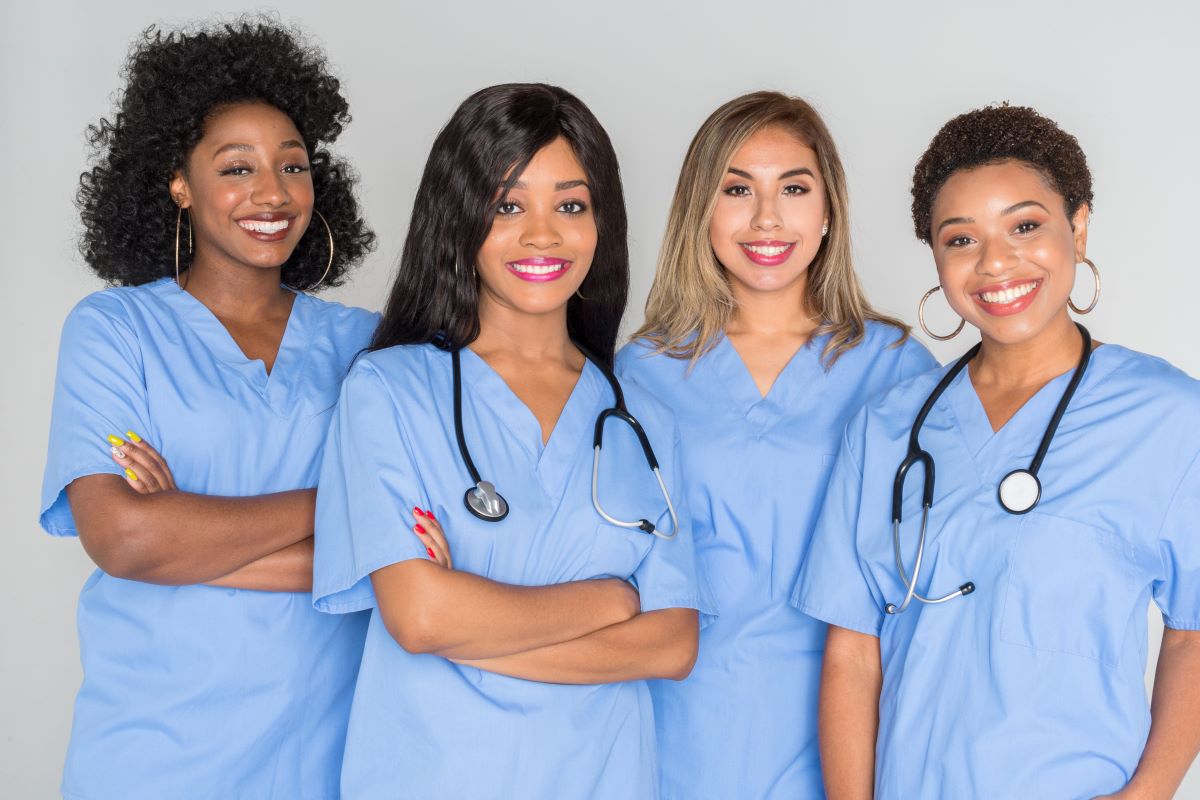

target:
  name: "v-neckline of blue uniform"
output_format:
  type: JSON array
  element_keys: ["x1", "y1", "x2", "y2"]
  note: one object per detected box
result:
[
  {"x1": 705, "y1": 332, "x2": 829, "y2": 433},
  {"x1": 456, "y1": 347, "x2": 605, "y2": 498},
  {"x1": 155, "y1": 278, "x2": 312, "y2": 408}
]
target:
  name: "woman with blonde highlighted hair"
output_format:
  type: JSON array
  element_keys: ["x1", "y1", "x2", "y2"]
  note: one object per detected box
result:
[{"x1": 616, "y1": 91, "x2": 937, "y2": 798}]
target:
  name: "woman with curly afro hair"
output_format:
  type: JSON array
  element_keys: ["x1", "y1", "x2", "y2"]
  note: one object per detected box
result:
[
  {"x1": 796, "y1": 105, "x2": 1200, "y2": 798},
  {"x1": 39, "y1": 19, "x2": 377, "y2": 799}
]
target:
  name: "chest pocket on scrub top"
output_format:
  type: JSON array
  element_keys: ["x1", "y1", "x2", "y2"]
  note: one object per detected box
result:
[
  {"x1": 583, "y1": 522, "x2": 654, "y2": 581},
  {"x1": 1000, "y1": 512, "x2": 1141, "y2": 668}
]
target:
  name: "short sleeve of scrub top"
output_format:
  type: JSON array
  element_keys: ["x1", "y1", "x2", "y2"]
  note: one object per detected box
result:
[
  {"x1": 41, "y1": 292, "x2": 152, "y2": 535},
  {"x1": 791, "y1": 407, "x2": 885, "y2": 637},
  {"x1": 38, "y1": 280, "x2": 379, "y2": 800},
  {"x1": 1154, "y1": 451, "x2": 1200, "y2": 630}
]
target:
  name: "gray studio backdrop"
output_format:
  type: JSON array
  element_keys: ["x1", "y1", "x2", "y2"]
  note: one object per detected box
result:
[{"x1": 2, "y1": 0, "x2": 1197, "y2": 796}]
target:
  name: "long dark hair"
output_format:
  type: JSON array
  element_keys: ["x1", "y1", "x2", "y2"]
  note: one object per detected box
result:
[{"x1": 369, "y1": 83, "x2": 629, "y2": 366}]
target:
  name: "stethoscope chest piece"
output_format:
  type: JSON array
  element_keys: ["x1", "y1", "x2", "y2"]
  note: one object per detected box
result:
[
  {"x1": 998, "y1": 469, "x2": 1041, "y2": 515},
  {"x1": 465, "y1": 481, "x2": 508, "y2": 522}
]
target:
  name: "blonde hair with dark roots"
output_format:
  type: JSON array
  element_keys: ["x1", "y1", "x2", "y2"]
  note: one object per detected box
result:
[{"x1": 633, "y1": 91, "x2": 908, "y2": 367}]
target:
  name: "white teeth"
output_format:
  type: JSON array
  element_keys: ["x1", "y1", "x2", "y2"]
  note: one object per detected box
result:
[
  {"x1": 980, "y1": 281, "x2": 1038, "y2": 304},
  {"x1": 743, "y1": 244, "x2": 791, "y2": 257},
  {"x1": 509, "y1": 262, "x2": 566, "y2": 275},
  {"x1": 239, "y1": 219, "x2": 290, "y2": 233}
]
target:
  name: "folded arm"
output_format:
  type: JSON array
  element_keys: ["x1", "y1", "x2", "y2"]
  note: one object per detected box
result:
[{"x1": 454, "y1": 606, "x2": 699, "y2": 684}]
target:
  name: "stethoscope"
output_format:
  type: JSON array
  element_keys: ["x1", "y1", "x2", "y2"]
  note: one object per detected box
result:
[
  {"x1": 451, "y1": 345, "x2": 679, "y2": 539},
  {"x1": 885, "y1": 323, "x2": 1092, "y2": 615}
]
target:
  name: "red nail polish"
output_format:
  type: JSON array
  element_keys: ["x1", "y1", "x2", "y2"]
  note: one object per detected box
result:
[
  {"x1": 426, "y1": 547, "x2": 436, "y2": 559},
  {"x1": 425, "y1": 510, "x2": 437, "y2": 521},
  {"x1": 414, "y1": 524, "x2": 427, "y2": 535}
]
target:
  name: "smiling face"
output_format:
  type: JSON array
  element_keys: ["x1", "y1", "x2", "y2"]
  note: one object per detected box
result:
[
  {"x1": 475, "y1": 136, "x2": 596, "y2": 319},
  {"x1": 930, "y1": 160, "x2": 1088, "y2": 346},
  {"x1": 170, "y1": 101, "x2": 314, "y2": 277},
  {"x1": 709, "y1": 126, "x2": 828, "y2": 298}
]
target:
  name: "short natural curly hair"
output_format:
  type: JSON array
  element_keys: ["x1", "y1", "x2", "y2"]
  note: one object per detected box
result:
[
  {"x1": 911, "y1": 104, "x2": 1093, "y2": 243},
  {"x1": 77, "y1": 18, "x2": 375, "y2": 289}
]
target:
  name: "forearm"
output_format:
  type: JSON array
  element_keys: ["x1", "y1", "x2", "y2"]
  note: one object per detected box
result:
[
  {"x1": 204, "y1": 537, "x2": 314, "y2": 593},
  {"x1": 453, "y1": 607, "x2": 699, "y2": 684},
  {"x1": 1120, "y1": 629, "x2": 1200, "y2": 799},
  {"x1": 372, "y1": 560, "x2": 640, "y2": 659},
  {"x1": 820, "y1": 625, "x2": 882, "y2": 800},
  {"x1": 69, "y1": 475, "x2": 315, "y2": 585}
]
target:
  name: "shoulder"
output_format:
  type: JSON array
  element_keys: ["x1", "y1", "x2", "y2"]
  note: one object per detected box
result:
[
  {"x1": 348, "y1": 342, "x2": 443, "y2": 390},
  {"x1": 616, "y1": 337, "x2": 677, "y2": 374},
  {"x1": 60, "y1": 281, "x2": 177, "y2": 345},
  {"x1": 856, "y1": 321, "x2": 937, "y2": 370},
  {"x1": 1094, "y1": 344, "x2": 1200, "y2": 417},
  {"x1": 299, "y1": 294, "x2": 381, "y2": 344}
]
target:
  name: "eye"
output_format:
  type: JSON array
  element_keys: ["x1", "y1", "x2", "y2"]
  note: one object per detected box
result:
[
  {"x1": 1014, "y1": 220, "x2": 1040, "y2": 234},
  {"x1": 722, "y1": 184, "x2": 751, "y2": 197},
  {"x1": 782, "y1": 184, "x2": 809, "y2": 196},
  {"x1": 558, "y1": 199, "x2": 588, "y2": 215},
  {"x1": 496, "y1": 200, "x2": 522, "y2": 215},
  {"x1": 946, "y1": 235, "x2": 974, "y2": 248},
  {"x1": 282, "y1": 163, "x2": 310, "y2": 175},
  {"x1": 219, "y1": 165, "x2": 252, "y2": 177}
]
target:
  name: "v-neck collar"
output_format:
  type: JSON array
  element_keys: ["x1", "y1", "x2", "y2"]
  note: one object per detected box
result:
[
  {"x1": 152, "y1": 278, "x2": 312, "y2": 405},
  {"x1": 456, "y1": 347, "x2": 606, "y2": 497},
  {"x1": 941, "y1": 344, "x2": 1115, "y2": 467},
  {"x1": 704, "y1": 331, "x2": 830, "y2": 432}
]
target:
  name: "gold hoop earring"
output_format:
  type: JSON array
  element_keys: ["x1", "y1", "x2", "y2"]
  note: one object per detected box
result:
[
  {"x1": 1068, "y1": 257, "x2": 1100, "y2": 315},
  {"x1": 300, "y1": 210, "x2": 335, "y2": 292},
  {"x1": 918, "y1": 285, "x2": 965, "y2": 341}
]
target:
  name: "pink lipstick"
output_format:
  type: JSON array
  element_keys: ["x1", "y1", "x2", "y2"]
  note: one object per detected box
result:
[
  {"x1": 739, "y1": 240, "x2": 795, "y2": 267},
  {"x1": 506, "y1": 257, "x2": 572, "y2": 282}
]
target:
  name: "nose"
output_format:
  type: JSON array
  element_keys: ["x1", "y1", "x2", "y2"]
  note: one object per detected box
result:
[
  {"x1": 519, "y1": 205, "x2": 562, "y2": 250},
  {"x1": 251, "y1": 168, "x2": 290, "y2": 207},
  {"x1": 976, "y1": 235, "x2": 1017, "y2": 276},
  {"x1": 751, "y1": 193, "x2": 781, "y2": 232}
]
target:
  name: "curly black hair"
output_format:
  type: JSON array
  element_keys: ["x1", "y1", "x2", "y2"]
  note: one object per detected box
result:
[
  {"x1": 77, "y1": 18, "x2": 375, "y2": 288},
  {"x1": 911, "y1": 104, "x2": 1093, "y2": 244}
]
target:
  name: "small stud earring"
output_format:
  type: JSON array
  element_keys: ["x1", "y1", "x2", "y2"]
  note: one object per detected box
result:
[{"x1": 821, "y1": 222, "x2": 829, "y2": 237}]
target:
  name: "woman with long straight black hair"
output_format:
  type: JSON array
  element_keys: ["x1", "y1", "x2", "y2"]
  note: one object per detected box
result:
[{"x1": 312, "y1": 83, "x2": 712, "y2": 799}]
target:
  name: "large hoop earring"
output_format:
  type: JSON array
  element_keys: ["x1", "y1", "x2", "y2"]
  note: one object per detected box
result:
[
  {"x1": 918, "y1": 285, "x2": 965, "y2": 341},
  {"x1": 1068, "y1": 257, "x2": 1100, "y2": 315},
  {"x1": 174, "y1": 205, "x2": 192, "y2": 288},
  {"x1": 300, "y1": 210, "x2": 335, "y2": 292}
]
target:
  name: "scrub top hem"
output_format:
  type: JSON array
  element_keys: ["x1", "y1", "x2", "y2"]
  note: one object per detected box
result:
[
  {"x1": 792, "y1": 599, "x2": 880, "y2": 638},
  {"x1": 40, "y1": 461, "x2": 127, "y2": 537},
  {"x1": 1164, "y1": 617, "x2": 1200, "y2": 631},
  {"x1": 313, "y1": 547, "x2": 430, "y2": 614}
]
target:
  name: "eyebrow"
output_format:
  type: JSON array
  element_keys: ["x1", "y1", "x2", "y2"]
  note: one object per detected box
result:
[
  {"x1": 935, "y1": 200, "x2": 1052, "y2": 233},
  {"x1": 726, "y1": 167, "x2": 815, "y2": 180},
  {"x1": 212, "y1": 139, "x2": 306, "y2": 158},
  {"x1": 509, "y1": 179, "x2": 590, "y2": 191}
]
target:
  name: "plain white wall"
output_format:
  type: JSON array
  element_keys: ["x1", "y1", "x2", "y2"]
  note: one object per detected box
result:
[{"x1": 2, "y1": 0, "x2": 1197, "y2": 795}]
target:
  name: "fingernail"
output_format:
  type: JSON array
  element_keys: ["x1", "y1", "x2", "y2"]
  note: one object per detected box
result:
[
  {"x1": 125, "y1": 431, "x2": 143, "y2": 443},
  {"x1": 124, "y1": 468, "x2": 139, "y2": 482},
  {"x1": 426, "y1": 547, "x2": 436, "y2": 560},
  {"x1": 107, "y1": 435, "x2": 126, "y2": 447},
  {"x1": 111, "y1": 447, "x2": 126, "y2": 458},
  {"x1": 413, "y1": 507, "x2": 424, "y2": 517},
  {"x1": 414, "y1": 524, "x2": 427, "y2": 535},
  {"x1": 425, "y1": 509, "x2": 437, "y2": 521}
]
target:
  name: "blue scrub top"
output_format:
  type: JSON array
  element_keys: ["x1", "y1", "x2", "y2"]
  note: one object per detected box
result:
[
  {"x1": 794, "y1": 343, "x2": 1200, "y2": 798},
  {"x1": 617, "y1": 323, "x2": 935, "y2": 799},
  {"x1": 39, "y1": 277, "x2": 378, "y2": 800},
  {"x1": 312, "y1": 343, "x2": 714, "y2": 800}
]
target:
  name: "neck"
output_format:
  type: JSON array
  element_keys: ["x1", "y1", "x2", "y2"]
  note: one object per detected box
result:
[
  {"x1": 182, "y1": 251, "x2": 291, "y2": 320},
  {"x1": 726, "y1": 275, "x2": 818, "y2": 337},
  {"x1": 971, "y1": 311, "x2": 1083, "y2": 390},
  {"x1": 471, "y1": 292, "x2": 579, "y2": 367}
]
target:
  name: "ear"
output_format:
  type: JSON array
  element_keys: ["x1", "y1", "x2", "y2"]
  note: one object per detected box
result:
[
  {"x1": 1071, "y1": 202, "x2": 1090, "y2": 261},
  {"x1": 169, "y1": 171, "x2": 191, "y2": 209}
]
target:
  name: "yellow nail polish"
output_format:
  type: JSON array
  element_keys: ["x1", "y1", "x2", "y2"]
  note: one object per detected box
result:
[
  {"x1": 124, "y1": 468, "x2": 139, "y2": 482},
  {"x1": 107, "y1": 435, "x2": 126, "y2": 447},
  {"x1": 126, "y1": 430, "x2": 143, "y2": 443}
]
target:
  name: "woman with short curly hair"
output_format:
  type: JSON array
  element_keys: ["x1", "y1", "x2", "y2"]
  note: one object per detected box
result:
[
  {"x1": 797, "y1": 105, "x2": 1200, "y2": 797},
  {"x1": 39, "y1": 19, "x2": 376, "y2": 799}
]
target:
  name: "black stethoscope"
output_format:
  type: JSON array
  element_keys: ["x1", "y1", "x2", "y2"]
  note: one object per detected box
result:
[
  {"x1": 885, "y1": 323, "x2": 1092, "y2": 615},
  {"x1": 451, "y1": 345, "x2": 679, "y2": 539}
]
